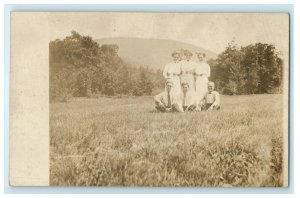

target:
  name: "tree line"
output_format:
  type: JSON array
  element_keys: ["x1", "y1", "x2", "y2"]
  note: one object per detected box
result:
[
  {"x1": 50, "y1": 31, "x2": 283, "y2": 102},
  {"x1": 208, "y1": 41, "x2": 283, "y2": 95},
  {"x1": 50, "y1": 31, "x2": 164, "y2": 102}
]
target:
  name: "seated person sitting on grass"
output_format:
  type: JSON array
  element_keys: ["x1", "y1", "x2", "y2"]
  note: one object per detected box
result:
[
  {"x1": 154, "y1": 80, "x2": 180, "y2": 112},
  {"x1": 177, "y1": 82, "x2": 197, "y2": 112},
  {"x1": 200, "y1": 81, "x2": 220, "y2": 111}
]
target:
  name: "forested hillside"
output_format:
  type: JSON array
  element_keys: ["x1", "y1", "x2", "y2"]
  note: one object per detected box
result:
[
  {"x1": 50, "y1": 31, "x2": 164, "y2": 102},
  {"x1": 50, "y1": 31, "x2": 284, "y2": 102}
]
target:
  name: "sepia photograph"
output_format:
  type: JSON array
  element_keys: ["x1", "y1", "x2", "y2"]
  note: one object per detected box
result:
[{"x1": 39, "y1": 12, "x2": 289, "y2": 187}]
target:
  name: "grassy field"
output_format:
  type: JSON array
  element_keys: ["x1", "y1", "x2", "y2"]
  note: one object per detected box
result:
[{"x1": 50, "y1": 94, "x2": 285, "y2": 187}]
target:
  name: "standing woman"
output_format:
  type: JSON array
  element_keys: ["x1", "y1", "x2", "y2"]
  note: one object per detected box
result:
[
  {"x1": 163, "y1": 51, "x2": 182, "y2": 96},
  {"x1": 195, "y1": 52, "x2": 211, "y2": 104},
  {"x1": 180, "y1": 50, "x2": 197, "y2": 92}
]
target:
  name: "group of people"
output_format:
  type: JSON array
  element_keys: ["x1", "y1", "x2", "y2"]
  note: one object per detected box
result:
[{"x1": 154, "y1": 49, "x2": 220, "y2": 113}]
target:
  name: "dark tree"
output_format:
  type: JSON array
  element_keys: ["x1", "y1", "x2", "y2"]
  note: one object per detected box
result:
[
  {"x1": 210, "y1": 42, "x2": 283, "y2": 95},
  {"x1": 50, "y1": 31, "x2": 162, "y2": 102}
]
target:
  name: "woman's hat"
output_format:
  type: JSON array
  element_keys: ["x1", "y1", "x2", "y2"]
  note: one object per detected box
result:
[
  {"x1": 183, "y1": 50, "x2": 193, "y2": 56},
  {"x1": 197, "y1": 52, "x2": 206, "y2": 57},
  {"x1": 171, "y1": 51, "x2": 180, "y2": 57}
]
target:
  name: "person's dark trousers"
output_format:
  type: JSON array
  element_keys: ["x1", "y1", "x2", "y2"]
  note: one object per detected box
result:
[
  {"x1": 183, "y1": 104, "x2": 197, "y2": 112},
  {"x1": 155, "y1": 104, "x2": 167, "y2": 112},
  {"x1": 202, "y1": 103, "x2": 220, "y2": 110}
]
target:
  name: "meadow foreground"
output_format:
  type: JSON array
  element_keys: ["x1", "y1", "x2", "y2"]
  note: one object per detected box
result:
[{"x1": 50, "y1": 94, "x2": 285, "y2": 187}]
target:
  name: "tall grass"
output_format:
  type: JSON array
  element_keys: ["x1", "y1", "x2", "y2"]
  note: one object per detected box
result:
[{"x1": 50, "y1": 94, "x2": 284, "y2": 186}]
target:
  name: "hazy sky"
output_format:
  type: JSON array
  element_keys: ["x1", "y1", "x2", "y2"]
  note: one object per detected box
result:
[{"x1": 49, "y1": 12, "x2": 289, "y2": 54}]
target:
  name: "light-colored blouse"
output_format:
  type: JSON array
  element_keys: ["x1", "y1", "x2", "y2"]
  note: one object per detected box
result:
[
  {"x1": 163, "y1": 62, "x2": 181, "y2": 78},
  {"x1": 195, "y1": 62, "x2": 211, "y2": 76},
  {"x1": 181, "y1": 60, "x2": 197, "y2": 74}
]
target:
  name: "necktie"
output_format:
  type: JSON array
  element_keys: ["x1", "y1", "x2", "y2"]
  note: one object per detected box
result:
[
  {"x1": 183, "y1": 93, "x2": 186, "y2": 107},
  {"x1": 167, "y1": 92, "x2": 171, "y2": 107}
]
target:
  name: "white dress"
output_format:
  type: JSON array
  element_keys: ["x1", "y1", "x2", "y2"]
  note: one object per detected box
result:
[
  {"x1": 195, "y1": 62, "x2": 211, "y2": 102},
  {"x1": 180, "y1": 60, "x2": 197, "y2": 92},
  {"x1": 163, "y1": 61, "x2": 182, "y2": 95},
  {"x1": 176, "y1": 91, "x2": 196, "y2": 109}
]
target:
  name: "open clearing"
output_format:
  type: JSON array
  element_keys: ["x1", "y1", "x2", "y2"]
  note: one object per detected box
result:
[{"x1": 50, "y1": 94, "x2": 285, "y2": 186}]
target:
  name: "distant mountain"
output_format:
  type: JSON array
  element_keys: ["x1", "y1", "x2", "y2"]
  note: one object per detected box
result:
[{"x1": 96, "y1": 37, "x2": 217, "y2": 70}]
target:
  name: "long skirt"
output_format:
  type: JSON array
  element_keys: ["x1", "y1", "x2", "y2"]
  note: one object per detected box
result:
[
  {"x1": 195, "y1": 76, "x2": 208, "y2": 101},
  {"x1": 169, "y1": 75, "x2": 181, "y2": 96},
  {"x1": 180, "y1": 74, "x2": 195, "y2": 93}
]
